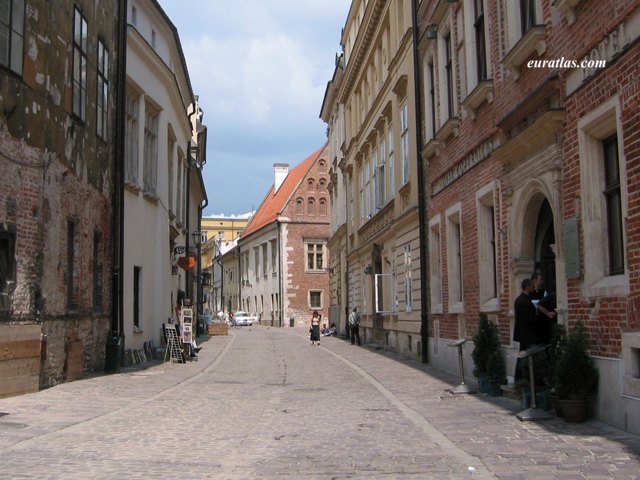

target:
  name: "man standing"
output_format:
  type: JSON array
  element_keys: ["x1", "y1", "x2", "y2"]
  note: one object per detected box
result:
[
  {"x1": 513, "y1": 278, "x2": 544, "y2": 350},
  {"x1": 348, "y1": 307, "x2": 361, "y2": 346}
]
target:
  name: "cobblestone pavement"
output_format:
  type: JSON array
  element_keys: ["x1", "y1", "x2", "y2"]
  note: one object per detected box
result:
[{"x1": 1, "y1": 325, "x2": 639, "y2": 479}]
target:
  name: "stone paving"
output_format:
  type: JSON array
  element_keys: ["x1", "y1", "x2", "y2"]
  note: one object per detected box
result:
[{"x1": 0, "y1": 325, "x2": 639, "y2": 479}]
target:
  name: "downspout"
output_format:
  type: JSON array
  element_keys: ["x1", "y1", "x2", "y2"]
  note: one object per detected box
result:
[
  {"x1": 197, "y1": 196, "x2": 207, "y2": 327},
  {"x1": 111, "y1": 0, "x2": 127, "y2": 363},
  {"x1": 185, "y1": 107, "x2": 197, "y2": 303},
  {"x1": 412, "y1": 0, "x2": 430, "y2": 363},
  {"x1": 277, "y1": 220, "x2": 282, "y2": 327}
]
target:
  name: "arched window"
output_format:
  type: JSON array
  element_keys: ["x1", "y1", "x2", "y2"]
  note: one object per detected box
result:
[
  {"x1": 319, "y1": 178, "x2": 326, "y2": 191},
  {"x1": 319, "y1": 159, "x2": 326, "y2": 170},
  {"x1": 319, "y1": 198, "x2": 327, "y2": 216},
  {"x1": 295, "y1": 197, "x2": 304, "y2": 215},
  {"x1": 308, "y1": 178, "x2": 315, "y2": 191},
  {"x1": 307, "y1": 198, "x2": 316, "y2": 215}
]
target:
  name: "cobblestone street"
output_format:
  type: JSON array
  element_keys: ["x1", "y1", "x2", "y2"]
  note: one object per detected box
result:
[{"x1": 1, "y1": 326, "x2": 639, "y2": 479}]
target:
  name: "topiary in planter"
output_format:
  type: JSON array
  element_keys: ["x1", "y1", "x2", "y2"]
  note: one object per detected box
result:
[
  {"x1": 554, "y1": 320, "x2": 598, "y2": 401},
  {"x1": 472, "y1": 313, "x2": 503, "y2": 392}
]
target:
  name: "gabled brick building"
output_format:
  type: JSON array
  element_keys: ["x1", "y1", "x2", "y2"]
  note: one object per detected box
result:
[{"x1": 237, "y1": 145, "x2": 331, "y2": 327}]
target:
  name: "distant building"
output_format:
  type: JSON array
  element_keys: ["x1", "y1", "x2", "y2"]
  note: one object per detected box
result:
[
  {"x1": 0, "y1": 0, "x2": 121, "y2": 395},
  {"x1": 200, "y1": 212, "x2": 253, "y2": 316},
  {"x1": 237, "y1": 145, "x2": 331, "y2": 326}
]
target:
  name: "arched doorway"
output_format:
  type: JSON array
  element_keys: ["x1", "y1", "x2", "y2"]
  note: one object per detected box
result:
[{"x1": 534, "y1": 199, "x2": 556, "y2": 293}]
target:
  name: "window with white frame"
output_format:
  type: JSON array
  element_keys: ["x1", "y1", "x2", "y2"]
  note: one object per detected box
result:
[
  {"x1": 143, "y1": 106, "x2": 159, "y2": 195},
  {"x1": 262, "y1": 243, "x2": 268, "y2": 277},
  {"x1": 375, "y1": 270, "x2": 397, "y2": 314},
  {"x1": 446, "y1": 206, "x2": 463, "y2": 311},
  {"x1": 387, "y1": 124, "x2": 395, "y2": 199},
  {"x1": 0, "y1": 0, "x2": 25, "y2": 75},
  {"x1": 429, "y1": 217, "x2": 443, "y2": 314},
  {"x1": 400, "y1": 104, "x2": 410, "y2": 185},
  {"x1": 477, "y1": 185, "x2": 498, "y2": 310},
  {"x1": 96, "y1": 39, "x2": 109, "y2": 140},
  {"x1": 72, "y1": 7, "x2": 87, "y2": 121},
  {"x1": 505, "y1": 0, "x2": 542, "y2": 48},
  {"x1": 270, "y1": 239, "x2": 277, "y2": 274},
  {"x1": 176, "y1": 155, "x2": 183, "y2": 223},
  {"x1": 376, "y1": 134, "x2": 386, "y2": 209},
  {"x1": 254, "y1": 247, "x2": 260, "y2": 279},
  {"x1": 306, "y1": 242, "x2": 324, "y2": 271},
  {"x1": 444, "y1": 33, "x2": 454, "y2": 119},
  {"x1": 578, "y1": 96, "x2": 628, "y2": 297},
  {"x1": 404, "y1": 244, "x2": 413, "y2": 312},
  {"x1": 124, "y1": 92, "x2": 139, "y2": 184}
]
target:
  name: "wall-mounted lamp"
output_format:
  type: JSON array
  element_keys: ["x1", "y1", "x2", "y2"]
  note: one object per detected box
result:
[
  {"x1": 426, "y1": 24, "x2": 438, "y2": 39},
  {"x1": 364, "y1": 265, "x2": 373, "y2": 275}
]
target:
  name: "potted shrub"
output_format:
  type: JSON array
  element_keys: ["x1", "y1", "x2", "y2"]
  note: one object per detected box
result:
[
  {"x1": 546, "y1": 323, "x2": 568, "y2": 416},
  {"x1": 553, "y1": 320, "x2": 599, "y2": 422},
  {"x1": 472, "y1": 313, "x2": 503, "y2": 394}
]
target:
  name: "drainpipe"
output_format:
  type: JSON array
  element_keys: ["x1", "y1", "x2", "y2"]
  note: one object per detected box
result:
[
  {"x1": 197, "y1": 196, "x2": 207, "y2": 328},
  {"x1": 107, "y1": 0, "x2": 127, "y2": 372},
  {"x1": 277, "y1": 219, "x2": 282, "y2": 327},
  {"x1": 412, "y1": 0, "x2": 430, "y2": 363}
]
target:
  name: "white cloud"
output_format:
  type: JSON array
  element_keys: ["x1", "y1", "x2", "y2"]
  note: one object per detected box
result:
[{"x1": 157, "y1": 0, "x2": 350, "y2": 213}]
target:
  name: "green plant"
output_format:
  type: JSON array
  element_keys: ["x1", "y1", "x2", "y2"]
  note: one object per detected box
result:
[
  {"x1": 471, "y1": 313, "x2": 502, "y2": 378},
  {"x1": 486, "y1": 348, "x2": 507, "y2": 385},
  {"x1": 545, "y1": 323, "x2": 568, "y2": 389},
  {"x1": 553, "y1": 320, "x2": 599, "y2": 400}
]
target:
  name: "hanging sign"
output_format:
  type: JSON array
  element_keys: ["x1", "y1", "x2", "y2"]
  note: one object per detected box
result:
[{"x1": 177, "y1": 256, "x2": 197, "y2": 271}]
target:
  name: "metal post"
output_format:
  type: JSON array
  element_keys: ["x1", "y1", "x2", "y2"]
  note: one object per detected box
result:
[
  {"x1": 447, "y1": 339, "x2": 476, "y2": 394},
  {"x1": 516, "y1": 344, "x2": 554, "y2": 421}
]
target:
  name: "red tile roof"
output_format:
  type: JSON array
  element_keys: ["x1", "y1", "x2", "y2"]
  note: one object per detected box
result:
[{"x1": 241, "y1": 144, "x2": 327, "y2": 239}]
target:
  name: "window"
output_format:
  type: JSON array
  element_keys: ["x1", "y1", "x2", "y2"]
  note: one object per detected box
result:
[
  {"x1": 429, "y1": 217, "x2": 443, "y2": 314},
  {"x1": 319, "y1": 198, "x2": 327, "y2": 216},
  {"x1": 262, "y1": 243, "x2": 268, "y2": 277},
  {"x1": 0, "y1": 0, "x2": 25, "y2": 75},
  {"x1": 143, "y1": 106, "x2": 159, "y2": 195},
  {"x1": 131, "y1": 4, "x2": 137, "y2": 25},
  {"x1": 578, "y1": 97, "x2": 628, "y2": 297},
  {"x1": 400, "y1": 104, "x2": 410, "y2": 185},
  {"x1": 306, "y1": 242, "x2": 324, "y2": 271},
  {"x1": 168, "y1": 136, "x2": 175, "y2": 212},
  {"x1": 176, "y1": 156, "x2": 183, "y2": 222},
  {"x1": 72, "y1": 7, "x2": 88, "y2": 120},
  {"x1": 309, "y1": 290, "x2": 322, "y2": 309},
  {"x1": 67, "y1": 220, "x2": 78, "y2": 309},
  {"x1": 363, "y1": 157, "x2": 372, "y2": 220},
  {"x1": 477, "y1": 185, "x2": 498, "y2": 310},
  {"x1": 271, "y1": 239, "x2": 277, "y2": 274},
  {"x1": 308, "y1": 179, "x2": 315, "y2": 191},
  {"x1": 133, "y1": 266, "x2": 141, "y2": 329},
  {"x1": 520, "y1": 0, "x2": 536, "y2": 35},
  {"x1": 125, "y1": 93, "x2": 139, "y2": 184},
  {"x1": 0, "y1": 224, "x2": 16, "y2": 312},
  {"x1": 375, "y1": 273, "x2": 397, "y2": 314},
  {"x1": 296, "y1": 198, "x2": 303, "y2": 215},
  {"x1": 444, "y1": 33, "x2": 454, "y2": 119},
  {"x1": 254, "y1": 247, "x2": 260, "y2": 279},
  {"x1": 388, "y1": 125, "x2": 395, "y2": 198},
  {"x1": 446, "y1": 207, "x2": 463, "y2": 311},
  {"x1": 603, "y1": 135, "x2": 624, "y2": 275},
  {"x1": 474, "y1": 0, "x2": 487, "y2": 82},
  {"x1": 426, "y1": 60, "x2": 436, "y2": 138},
  {"x1": 307, "y1": 198, "x2": 316, "y2": 215},
  {"x1": 376, "y1": 136, "x2": 386, "y2": 209},
  {"x1": 404, "y1": 244, "x2": 413, "y2": 312},
  {"x1": 96, "y1": 39, "x2": 109, "y2": 139},
  {"x1": 93, "y1": 231, "x2": 103, "y2": 311}
]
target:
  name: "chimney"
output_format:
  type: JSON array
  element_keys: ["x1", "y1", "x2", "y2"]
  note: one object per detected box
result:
[{"x1": 273, "y1": 163, "x2": 289, "y2": 192}]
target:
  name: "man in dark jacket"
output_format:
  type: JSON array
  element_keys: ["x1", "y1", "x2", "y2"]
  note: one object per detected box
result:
[{"x1": 513, "y1": 278, "x2": 546, "y2": 350}]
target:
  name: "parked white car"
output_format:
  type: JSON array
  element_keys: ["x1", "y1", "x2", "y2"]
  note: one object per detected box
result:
[{"x1": 233, "y1": 311, "x2": 254, "y2": 326}]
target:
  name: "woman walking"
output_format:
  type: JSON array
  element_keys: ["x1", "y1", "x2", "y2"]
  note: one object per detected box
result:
[{"x1": 310, "y1": 310, "x2": 321, "y2": 345}]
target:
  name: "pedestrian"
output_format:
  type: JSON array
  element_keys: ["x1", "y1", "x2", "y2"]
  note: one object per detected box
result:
[
  {"x1": 310, "y1": 310, "x2": 321, "y2": 345},
  {"x1": 513, "y1": 278, "x2": 546, "y2": 381},
  {"x1": 348, "y1": 307, "x2": 361, "y2": 346},
  {"x1": 530, "y1": 272, "x2": 546, "y2": 302}
]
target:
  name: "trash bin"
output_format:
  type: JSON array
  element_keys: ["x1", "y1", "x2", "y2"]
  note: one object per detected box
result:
[
  {"x1": 105, "y1": 334, "x2": 121, "y2": 373},
  {"x1": 289, "y1": 315, "x2": 295, "y2": 327}
]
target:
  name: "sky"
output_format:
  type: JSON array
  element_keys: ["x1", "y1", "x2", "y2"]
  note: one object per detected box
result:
[{"x1": 156, "y1": 0, "x2": 351, "y2": 216}]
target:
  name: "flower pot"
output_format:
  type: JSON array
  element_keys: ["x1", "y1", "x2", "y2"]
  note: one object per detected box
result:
[
  {"x1": 478, "y1": 375, "x2": 491, "y2": 394},
  {"x1": 488, "y1": 381, "x2": 502, "y2": 397},
  {"x1": 559, "y1": 398, "x2": 589, "y2": 423},
  {"x1": 549, "y1": 393, "x2": 563, "y2": 417}
]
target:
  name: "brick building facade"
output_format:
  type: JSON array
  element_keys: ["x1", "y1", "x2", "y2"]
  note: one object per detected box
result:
[
  {"x1": 237, "y1": 145, "x2": 330, "y2": 327},
  {"x1": 0, "y1": 0, "x2": 121, "y2": 395},
  {"x1": 416, "y1": 0, "x2": 640, "y2": 433}
]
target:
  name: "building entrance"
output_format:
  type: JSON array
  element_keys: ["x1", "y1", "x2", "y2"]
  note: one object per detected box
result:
[{"x1": 533, "y1": 199, "x2": 556, "y2": 293}]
